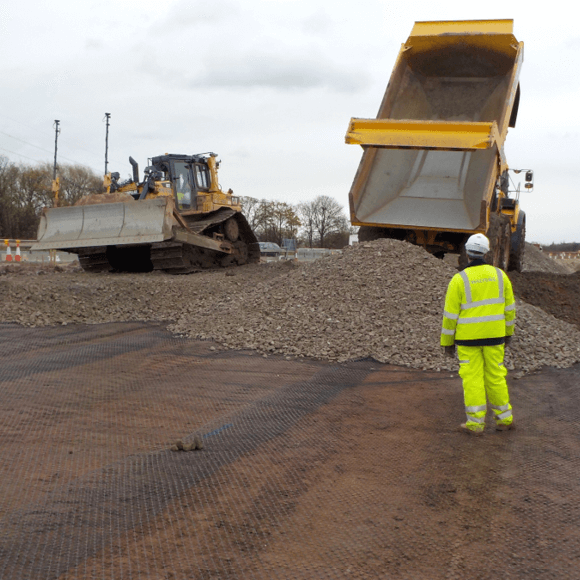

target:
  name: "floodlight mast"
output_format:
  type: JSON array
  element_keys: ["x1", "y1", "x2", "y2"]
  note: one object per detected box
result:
[
  {"x1": 52, "y1": 120, "x2": 60, "y2": 207},
  {"x1": 104, "y1": 113, "x2": 111, "y2": 175}
]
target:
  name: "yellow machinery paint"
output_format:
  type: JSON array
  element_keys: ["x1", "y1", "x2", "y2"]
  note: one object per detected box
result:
[
  {"x1": 346, "y1": 19, "x2": 531, "y2": 271},
  {"x1": 34, "y1": 152, "x2": 258, "y2": 273}
]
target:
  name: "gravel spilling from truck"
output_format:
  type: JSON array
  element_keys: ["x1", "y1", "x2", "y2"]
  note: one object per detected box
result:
[{"x1": 2, "y1": 239, "x2": 578, "y2": 377}]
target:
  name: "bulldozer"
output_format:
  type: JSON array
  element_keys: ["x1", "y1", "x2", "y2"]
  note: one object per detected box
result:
[
  {"x1": 345, "y1": 19, "x2": 533, "y2": 271},
  {"x1": 33, "y1": 152, "x2": 260, "y2": 273}
]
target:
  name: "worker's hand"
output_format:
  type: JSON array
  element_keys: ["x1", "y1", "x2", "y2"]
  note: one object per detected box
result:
[
  {"x1": 444, "y1": 345, "x2": 455, "y2": 358},
  {"x1": 505, "y1": 336, "x2": 513, "y2": 348}
]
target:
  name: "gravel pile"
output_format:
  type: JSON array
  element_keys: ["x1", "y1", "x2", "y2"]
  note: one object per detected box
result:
[
  {"x1": 523, "y1": 243, "x2": 572, "y2": 274},
  {"x1": 170, "y1": 239, "x2": 580, "y2": 376},
  {"x1": 2, "y1": 239, "x2": 579, "y2": 376}
]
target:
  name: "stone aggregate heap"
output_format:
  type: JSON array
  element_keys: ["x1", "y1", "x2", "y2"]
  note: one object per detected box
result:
[
  {"x1": 2, "y1": 239, "x2": 580, "y2": 376},
  {"x1": 172, "y1": 239, "x2": 580, "y2": 376},
  {"x1": 523, "y1": 243, "x2": 572, "y2": 274}
]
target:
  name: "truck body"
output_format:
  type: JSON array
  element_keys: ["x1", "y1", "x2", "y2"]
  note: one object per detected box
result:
[{"x1": 346, "y1": 20, "x2": 530, "y2": 270}]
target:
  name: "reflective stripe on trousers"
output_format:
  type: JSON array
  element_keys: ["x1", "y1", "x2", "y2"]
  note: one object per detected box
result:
[{"x1": 457, "y1": 344, "x2": 513, "y2": 428}]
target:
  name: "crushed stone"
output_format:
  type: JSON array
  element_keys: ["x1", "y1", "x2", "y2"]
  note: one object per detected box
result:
[
  {"x1": 523, "y1": 243, "x2": 573, "y2": 274},
  {"x1": 1, "y1": 239, "x2": 579, "y2": 377}
]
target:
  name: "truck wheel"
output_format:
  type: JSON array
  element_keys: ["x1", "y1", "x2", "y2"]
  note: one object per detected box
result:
[
  {"x1": 358, "y1": 226, "x2": 383, "y2": 242},
  {"x1": 508, "y1": 211, "x2": 526, "y2": 272},
  {"x1": 487, "y1": 214, "x2": 510, "y2": 270},
  {"x1": 498, "y1": 221, "x2": 511, "y2": 271}
]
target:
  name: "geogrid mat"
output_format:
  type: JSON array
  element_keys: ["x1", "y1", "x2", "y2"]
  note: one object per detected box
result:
[{"x1": 0, "y1": 322, "x2": 579, "y2": 579}]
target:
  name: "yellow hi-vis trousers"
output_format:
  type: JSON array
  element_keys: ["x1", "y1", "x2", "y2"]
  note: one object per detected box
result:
[{"x1": 456, "y1": 344, "x2": 513, "y2": 431}]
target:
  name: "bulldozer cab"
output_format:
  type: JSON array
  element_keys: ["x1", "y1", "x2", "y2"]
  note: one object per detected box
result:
[{"x1": 149, "y1": 154, "x2": 212, "y2": 212}]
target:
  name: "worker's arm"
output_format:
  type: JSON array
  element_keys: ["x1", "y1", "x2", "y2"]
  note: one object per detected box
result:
[
  {"x1": 504, "y1": 272, "x2": 516, "y2": 337},
  {"x1": 441, "y1": 274, "x2": 462, "y2": 346}
]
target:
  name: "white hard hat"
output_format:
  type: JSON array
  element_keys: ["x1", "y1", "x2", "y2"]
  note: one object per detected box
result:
[{"x1": 465, "y1": 233, "x2": 490, "y2": 256}]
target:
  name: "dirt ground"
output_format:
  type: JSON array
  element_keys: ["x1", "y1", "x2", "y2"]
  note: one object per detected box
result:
[
  {"x1": 509, "y1": 271, "x2": 580, "y2": 329},
  {"x1": 1, "y1": 321, "x2": 579, "y2": 579}
]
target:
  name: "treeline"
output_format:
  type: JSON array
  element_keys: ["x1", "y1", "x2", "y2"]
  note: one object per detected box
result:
[
  {"x1": 241, "y1": 195, "x2": 354, "y2": 248},
  {"x1": 543, "y1": 242, "x2": 580, "y2": 253},
  {"x1": 0, "y1": 156, "x2": 102, "y2": 239},
  {"x1": 0, "y1": 155, "x2": 354, "y2": 248}
]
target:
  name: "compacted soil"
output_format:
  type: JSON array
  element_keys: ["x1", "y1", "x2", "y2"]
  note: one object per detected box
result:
[{"x1": 0, "y1": 322, "x2": 579, "y2": 579}]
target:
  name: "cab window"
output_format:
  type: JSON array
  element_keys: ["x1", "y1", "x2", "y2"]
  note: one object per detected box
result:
[
  {"x1": 194, "y1": 164, "x2": 210, "y2": 190},
  {"x1": 173, "y1": 162, "x2": 193, "y2": 210}
]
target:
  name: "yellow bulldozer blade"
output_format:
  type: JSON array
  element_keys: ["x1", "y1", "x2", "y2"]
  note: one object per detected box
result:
[{"x1": 33, "y1": 197, "x2": 174, "y2": 251}]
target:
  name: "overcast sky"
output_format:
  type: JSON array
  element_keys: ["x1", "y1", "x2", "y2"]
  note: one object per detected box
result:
[{"x1": 1, "y1": 0, "x2": 578, "y2": 244}]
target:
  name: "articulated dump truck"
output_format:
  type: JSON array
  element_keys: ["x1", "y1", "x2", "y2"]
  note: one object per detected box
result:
[
  {"x1": 346, "y1": 20, "x2": 532, "y2": 271},
  {"x1": 33, "y1": 153, "x2": 260, "y2": 273}
]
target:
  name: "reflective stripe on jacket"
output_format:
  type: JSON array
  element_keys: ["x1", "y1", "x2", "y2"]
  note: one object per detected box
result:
[{"x1": 440, "y1": 263, "x2": 516, "y2": 346}]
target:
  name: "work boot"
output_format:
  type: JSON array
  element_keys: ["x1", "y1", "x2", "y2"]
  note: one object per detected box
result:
[
  {"x1": 458, "y1": 423, "x2": 484, "y2": 436},
  {"x1": 496, "y1": 422, "x2": 516, "y2": 432}
]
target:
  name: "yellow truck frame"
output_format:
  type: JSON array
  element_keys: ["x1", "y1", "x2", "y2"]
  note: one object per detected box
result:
[{"x1": 346, "y1": 20, "x2": 532, "y2": 270}]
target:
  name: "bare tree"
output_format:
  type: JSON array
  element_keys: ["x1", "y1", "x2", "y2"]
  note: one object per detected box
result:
[
  {"x1": 298, "y1": 201, "x2": 316, "y2": 248},
  {"x1": 0, "y1": 156, "x2": 19, "y2": 237},
  {"x1": 0, "y1": 156, "x2": 103, "y2": 239},
  {"x1": 311, "y1": 195, "x2": 349, "y2": 248},
  {"x1": 14, "y1": 166, "x2": 52, "y2": 237},
  {"x1": 253, "y1": 201, "x2": 300, "y2": 245},
  {"x1": 58, "y1": 164, "x2": 103, "y2": 206},
  {"x1": 239, "y1": 196, "x2": 263, "y2": 232}
]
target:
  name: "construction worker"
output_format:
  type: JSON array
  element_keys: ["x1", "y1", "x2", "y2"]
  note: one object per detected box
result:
[{"x1": 441, "y1": 234, "x2": 516, "y2": 435}]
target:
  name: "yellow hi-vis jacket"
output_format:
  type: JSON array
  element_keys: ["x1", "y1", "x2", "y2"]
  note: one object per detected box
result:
[{"x1": 441, "y1": 262, "x2": 516, "y2": 347}]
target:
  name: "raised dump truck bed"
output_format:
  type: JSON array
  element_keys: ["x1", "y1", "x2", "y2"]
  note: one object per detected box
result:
[{"x1": 346, "y1": 20, "x2": 529, "y2": 270}]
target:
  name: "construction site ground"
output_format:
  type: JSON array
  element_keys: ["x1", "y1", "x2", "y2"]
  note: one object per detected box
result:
[{"x1": 1, "y1": 319, "x2": 579, "y2": 579}]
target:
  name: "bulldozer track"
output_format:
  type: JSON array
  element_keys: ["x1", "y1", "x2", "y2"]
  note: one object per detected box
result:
[
  {"x1": 75, "y1": 213, "x2": 260, "y2": 275},
  {"x1": 150, "y1": 241, "x2": 221, "y2": 274},
  {"x1": 185, "y1": 206, "x2": 237, "y2": 234},
  {"x1": 76, "y1": 247, "x2": 110, "y2": 273}
]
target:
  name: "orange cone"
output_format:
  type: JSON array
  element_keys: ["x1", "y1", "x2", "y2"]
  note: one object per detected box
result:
[
  {"x1": 15, "y1": 240, "x2": 21, "y2": 262},
  {"x1": 5, "y1": 242, "x2": 12, "y2": 262}
]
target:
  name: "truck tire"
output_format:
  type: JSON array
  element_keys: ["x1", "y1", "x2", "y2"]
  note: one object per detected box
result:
[
  {"x1": 508, "y1": 211, "x2": 526, "y2": 272},
  {"x1": 487, "y1": 213, "x2": 511, "y2": 270}
]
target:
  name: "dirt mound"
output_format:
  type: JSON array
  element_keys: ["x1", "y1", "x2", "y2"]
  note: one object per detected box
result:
[
  {"x1": 509, "y1": 270, "x2": 580, "y2": 329},
  {"x1": 2, "y1": 240, "x2": 579, "y2": 376},
  {"x1": 523, "y1": 243, "x2": 572, "y2": 274}
]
